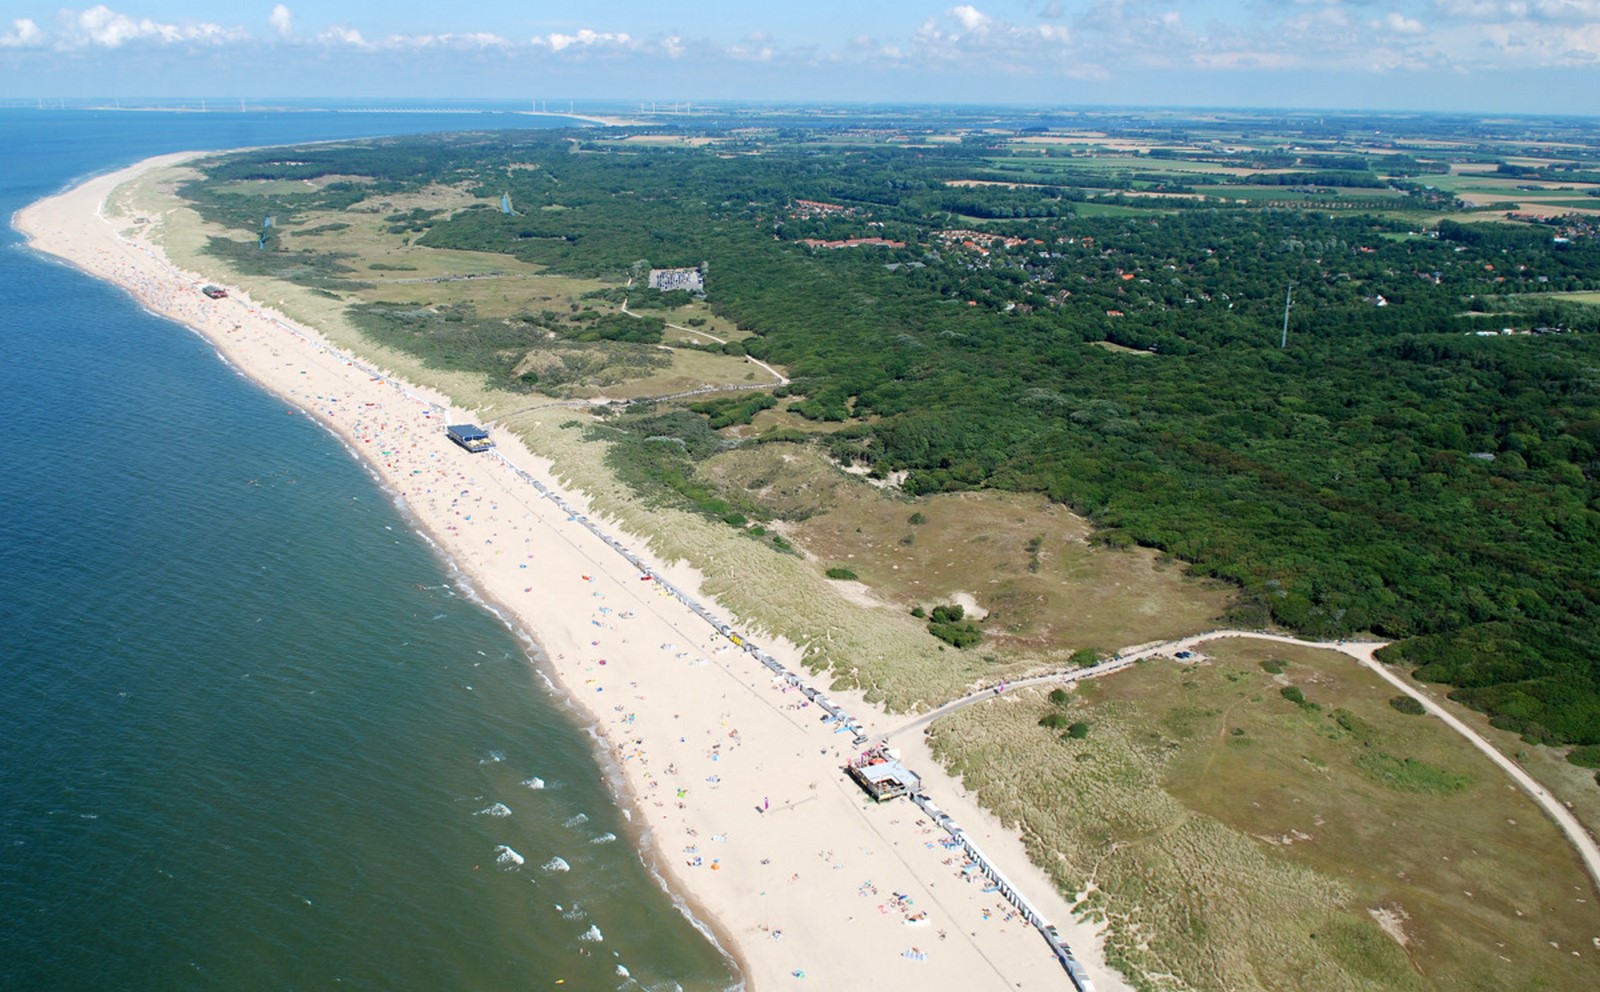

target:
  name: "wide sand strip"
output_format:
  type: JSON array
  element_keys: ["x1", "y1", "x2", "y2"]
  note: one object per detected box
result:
[{"x1": 17, "y1": 155, "x2": 1124, "y2": 992}]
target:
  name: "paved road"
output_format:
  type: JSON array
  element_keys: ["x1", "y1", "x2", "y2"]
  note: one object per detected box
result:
[{"x1": 884, "y1": 628, "x2": 1600, "y2": 896}]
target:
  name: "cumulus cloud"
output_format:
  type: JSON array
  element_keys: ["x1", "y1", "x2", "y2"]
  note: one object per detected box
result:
[
  {"x1": 381, "y1": 32, "x2": 510, "y2": 50},
  {"x1": 532, "y1": 28, "x2": 634, "y2": 53},
  {"x1": 59, "y1": 5, "x2": 243, "y2": 48},
  {"x1": 906, "y1": 4, "x2": 1077, "y2": 65},
  {"x1": 315, "y1": 25, "x2": 371, "y2": 49},
  {"x1": 0, "y1": 17, "x2": 44, "y2": 47},
  {"x1": 1378, "y1": 11, "x2": 1428, "y2": 33},
  {"x1": 1435, "y1": 0, "x2": 1600, "y2": 18},
  {"x1": 1422, "y1": 0, "x2": 1600, "y2": 66},
  {"x1": 950, "y1": 5, "x2": 993, "y2": 33},
  {"x1": 725, "y1": 31, "x2": 776, "y2": 61},
  {"x1": 13, "y1": 2, "x2": 1599, "y2": 95}
]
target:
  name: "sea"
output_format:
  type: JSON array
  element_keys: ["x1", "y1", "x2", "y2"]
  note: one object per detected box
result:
[{"x1": 0, "y1": 106, "x2": 736, "y2": 992}]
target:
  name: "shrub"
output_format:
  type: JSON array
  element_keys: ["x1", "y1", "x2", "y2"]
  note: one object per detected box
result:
[
  {"x1": 1352, "y1": 751, "x2": 1470, "y2": 794},
  {"x1": 908, "y1": 511, "x2": 927, "y2": 525},
  {"x1": 1039, "y1": 712, "x2": 1070, "y2": 731},
  {"x1": 929, "y1": 619, "x2": 983, "y2": 649},
  {"x1": 825, "y1": 566, "x2": 859, "y2": 580},
  {"x1": 1389, "y1": 695, "x2": 1426, "y2": 716},
  {"x1": 1048, "y1": 688, "x2": 1070, "y2": 706},
  {"x1": 1070, "y1": 647, "x2": 1100, "y2": 668},
  {"x1": 930, "y1": 603, "x2": 965, "y2": 624},
  {"x1": 1261, "y1": 659, "x2": 1287, "y2": 675},
  {"x1": 910, "y1": 605, "x2": 927, "y2": 619},
  {"x1": 1066, "y1": 721, "x2": 1091, "y2": 739},
  {"x1": 1280, "y1": 685, "x2": 1305, "y2": 705},
  {"x1": 1568, "y1": 744, "x2": 1600, "y2": 769}
]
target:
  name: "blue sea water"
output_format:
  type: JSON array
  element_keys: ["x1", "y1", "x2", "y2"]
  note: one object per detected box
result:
[{"x1": 0, "y1": 108, "x2": 735, "y2": 992}]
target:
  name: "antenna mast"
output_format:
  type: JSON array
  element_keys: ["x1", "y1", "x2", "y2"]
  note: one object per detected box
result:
[{"x1": 1280, "y1": 283, "x2": 1294, "y2": 349}]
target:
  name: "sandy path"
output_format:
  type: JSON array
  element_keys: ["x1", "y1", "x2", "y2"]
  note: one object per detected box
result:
[{"x1": 16, "y1": 155, "x2": 1124, "y2": 992}]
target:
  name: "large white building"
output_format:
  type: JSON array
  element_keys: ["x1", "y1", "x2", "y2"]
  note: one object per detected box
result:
[{"x1": 648, "y1": 267, "x2": 703, "y2": 292}]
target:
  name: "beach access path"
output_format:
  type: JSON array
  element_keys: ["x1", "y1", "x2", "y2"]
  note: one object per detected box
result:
[{"x1": 16, "y1": 154, "x2": 1128, "y2": 992}]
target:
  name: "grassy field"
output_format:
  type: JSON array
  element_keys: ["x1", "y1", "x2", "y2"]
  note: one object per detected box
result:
[
  {"x1": 1072, "y1": 201, "x2": 1171, "y2": 218},
  {"x1": 1534, "y1": 291, "x2": 1600, "y2": 306},
  {"x1": 717, "y1": 447, "x2": 1236, "y2": 658},
  {"x1": 1379, "y1": 666, "x2": 1600, "y2": 867},
  {"x1": 929, "y1": 638, "x2": 1600, "y2": 992}
]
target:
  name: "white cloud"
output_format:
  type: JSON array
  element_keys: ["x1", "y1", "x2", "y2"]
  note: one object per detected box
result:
[
  {"x1": 1435, "y1": 0, "x2": 1600, "y2": 18},
  {"x1": 0, "y1": 17, "x2": 44, "y2": 47},
  {"x1": 316, "y1": 25, "x2": 371, "y2": 49},
  {"x1": 532, "y1": 28, "x2": 634, "y2": 53},
  {"x1": 1423, "y1": 0, "x2": 1600, "y2": 66},
  {"x1": 59, "y1": 5, "x2": 243, "y2": 48},
  {"x1": 902, "y1": 4, "x2": 1081, "y2": 66},
  {"x1": 726, "y1": 32, "x2": 775, "y2": 62},
  {"x1": 1378, "y1": 11, "x2": 1427, "y2": 33},
  {"x1": 950, "y1": 5, "x2": 993, "y2": 33},
  {"x1": 1560, "y1": 22, "x2": 1600, "y2": 58},
  {"x1": 10, "y1": 2, "x2": 1596, "y2": 100},
  {"x1": 381, "y1": 32, "x2": 510, "y2": 50}
]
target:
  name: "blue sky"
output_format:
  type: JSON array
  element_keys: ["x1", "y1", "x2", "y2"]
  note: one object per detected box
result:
[{"x1": 1, "y1": 2, "x2": 1598, "y2": 114}]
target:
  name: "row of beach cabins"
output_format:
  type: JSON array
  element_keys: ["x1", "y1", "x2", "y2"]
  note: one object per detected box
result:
[{"x1": 474, "y1": 436, "x2": 1097, "y2": 992}]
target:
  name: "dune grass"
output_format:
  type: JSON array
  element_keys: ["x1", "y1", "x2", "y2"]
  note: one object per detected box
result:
[{"x1": 928, "y1": 639, "x2": 1600, "y2": 991}]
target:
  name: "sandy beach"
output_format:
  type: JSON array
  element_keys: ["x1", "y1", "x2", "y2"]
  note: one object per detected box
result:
[{"x1": 16, "y1": 154, "x2": 1124, "y2": 992}]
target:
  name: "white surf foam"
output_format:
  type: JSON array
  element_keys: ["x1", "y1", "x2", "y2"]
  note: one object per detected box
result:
[
  {"x1": 578, "y1": 923, "x2": 603, "y2": 942},
  {"x1": 522, "y1": 776, "x2": 545, "y2": 790},
  {"x1": 563, "y1": 812, "x2": 589, "y2": 828},
  {"x1": 474, "y1": 802, "x2": 512, "y2": 818},
  {"x1": 542, "y1": 856, "x2": 571, "y2": 873},
  {"x1": 589, "y1": 832, "x2": 617, "y2": 845},
  {"x1": 494, "y1": 845, "x2": 525, "y2": 868}
]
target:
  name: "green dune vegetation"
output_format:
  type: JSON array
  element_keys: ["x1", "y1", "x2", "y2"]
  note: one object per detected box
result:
[
  {"x1": 931, "y1": 639, "x2": 1600, "y2": 991},
  {"x1": 148, "y1": 106, "x2": 1600, "y2": 989}
]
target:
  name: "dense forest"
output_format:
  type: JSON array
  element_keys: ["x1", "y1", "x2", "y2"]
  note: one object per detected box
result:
[{"x1": 181, "y1": 115, "x2": 1600, "y2": 753}]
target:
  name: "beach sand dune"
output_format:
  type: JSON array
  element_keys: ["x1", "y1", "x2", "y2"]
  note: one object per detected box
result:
[{"x1": 16, "y1": 155, "x2": 1126, "y2": 992}]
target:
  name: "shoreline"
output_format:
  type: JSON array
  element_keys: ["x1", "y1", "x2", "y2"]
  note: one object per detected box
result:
[
  {"x1": 352, "y1": 440, "x2": 753, "y2": 982},
  {"x1": 16, "y1": 153, "x2": 1125, "y2": 992}
]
